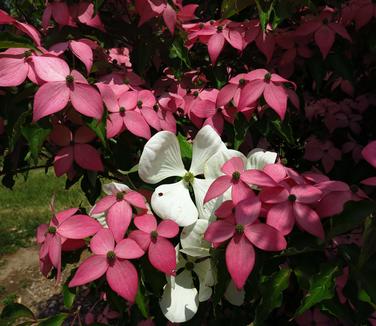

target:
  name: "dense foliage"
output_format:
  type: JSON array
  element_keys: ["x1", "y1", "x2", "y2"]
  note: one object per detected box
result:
[{"x1": 0, "y1": 0, "x2": 376, "y2": 325}]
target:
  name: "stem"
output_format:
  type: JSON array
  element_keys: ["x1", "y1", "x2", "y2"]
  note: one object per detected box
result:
[{"x1": 0, "y1": 164, "x2": 52, "y2": 176}]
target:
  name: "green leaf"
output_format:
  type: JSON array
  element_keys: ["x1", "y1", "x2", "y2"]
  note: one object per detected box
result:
[
  {"x1": 88, "y1": 119, "x2": 107, "y2": 147},
  {"x1": 21, "y1": 125, "x2": 51, "y2": 164},
  {"x1": 270, "y1": 117, "x2": 295, "y2": 146},
  {"x1": 233, "y1": 116, "x2": 249, "y2": 150},
  {"x1": 359, "y1": 216, "x2": 376, "y2": 267},
  {"x1": 0, "y1": 32, "x2": 37, "y2": 50},
  {"x1": 326, "y1": 200, "x2": 376, "y2": 238},
  {"x1": 62, "y1": 284, "x2": 76, "y2": 309},
  {"x1": 93, "y1": 0, "x2": 105, "y2": 15},
  {"x1": 37, "y1": 313, "x2": 68, "y2": 326},
  {"x1": 254, "y1": 268, "x2": 291, "y2": 325},
  {"x1": 0, "y1": 303, "x2": 35, "y2": 324},
  {"x1": 169, "y1": 37, "x2": 191, "y2": 68},
  {"x1": 118, "y1": 164, "x2": 139, "y2": 175},
  {"x1": 135, "y1": 286, "x2": 149, "y2": 318},
  {"x1": 177, "y1": 133, "x2": 192, "y2": 160},
  {"x1": 9, "y1": 110, "x2": 31, "y2": 152},
  {"x1": 295, "y1": 263, "x2": 341, "y2": 316},
  {"x1": 221, "y1": 0, "x2": 253, "y2": 18}
]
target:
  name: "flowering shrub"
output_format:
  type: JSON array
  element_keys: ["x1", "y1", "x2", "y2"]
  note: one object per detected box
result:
[{"x1": 0, "y1": 0, "x2": 375, "y2": 325}]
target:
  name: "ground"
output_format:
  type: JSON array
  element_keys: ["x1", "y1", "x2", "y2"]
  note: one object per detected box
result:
[{"x1": 0, "y1": 170, "x2": 88, "y2": 317}]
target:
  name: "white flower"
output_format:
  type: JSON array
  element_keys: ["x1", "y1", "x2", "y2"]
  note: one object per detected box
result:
[
  {"x1": 180, "y1": 219, "x2": 210, "y2": 258},
  {"x1": 160, "y1": 247, "x2": 216, "y2": 323},
  {"x1": 224, "y1": 280, "x2": 245, "y2": 306},
  {"x1": 138, "y1": 125, "x2": 226, "y2": 226}
]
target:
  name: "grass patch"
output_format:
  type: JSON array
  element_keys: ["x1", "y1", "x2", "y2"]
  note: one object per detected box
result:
[{"x1": 0, "y1": 170, "x2": 88, "y2": 256}]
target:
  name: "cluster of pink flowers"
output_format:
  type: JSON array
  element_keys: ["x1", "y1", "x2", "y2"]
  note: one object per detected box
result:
[{"x1": 38, "y1": 186, "x2": 179, "y2": 303}]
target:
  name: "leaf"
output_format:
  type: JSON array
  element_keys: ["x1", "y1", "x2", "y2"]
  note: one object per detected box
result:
[
  {"x1": 320, "y1": 298, "x2": 355, "y2": 323},
  {"x1": 0, "y1": 303, "x2": 35, "y2": 324},
  {"x1": 359, "y1": 216, "x2": 376, "y2": 267},
  {"x1": 295, "y1": 263, "x2": 341, "y2": 316},
  {"x1": 270, "y1": 117, "x2": 295, "y2": 146},
  {"x1": 93, "y1": 0, "x2": 105, "y2": 15},
  {"x1": 62, "y1": 284, "x2": 76, "y2": 309},
  {"x1": 169, "y1": 37, "x2": 191, "y2": 68},
  {"x1": 221, "y1": 0, "x2": 254, "y2": 18},
  {"x1": 21, "y1": 125, "x2": 51, "y2": 164},
  {"x1": 326, "y1": 200, "x2": 376, "y2": 238},
  {"x1": 177, "y1": 133, "x2": 192, "y2": 160},
  {"x1": 37, "y1": 313, "x2": 68, "y2": 326},
  {"x1": 9, "y1": 109, "x2": 31, "y2": 152},
  {"x1": 135, "y1": 286, "x2": 149, "y2": 318},
  {"x1": 254, "y1": 268, "x2": 291, "y2": 325},
  {"x1": 233, "y1": 116, "x2": 249, "y2": 150},
  {"x1": 118, "y1": 164, "x2": 139, "y2": 175},
  {"x1": 0, "y1": 32, "x2": 37, "y2": 50},
  {"x1": 88, "y1": 119, "x2": 107, "y2": 147},
  {"x1": 81, "y1": 173, "x2": 101, "y2": 205}
]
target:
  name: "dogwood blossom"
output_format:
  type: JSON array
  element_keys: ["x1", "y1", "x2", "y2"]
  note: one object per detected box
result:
[{"x1": 138, "y1": 125, "x2": 226, "y2": 226}]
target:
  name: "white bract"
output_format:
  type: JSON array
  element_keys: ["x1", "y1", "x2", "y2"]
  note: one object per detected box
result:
[
  {"x1": 160, "y1": 247, "x2": 216, "y2": 323},
  {"x1": 138, "y1": 125, "x2": 226, "y2": 226}
]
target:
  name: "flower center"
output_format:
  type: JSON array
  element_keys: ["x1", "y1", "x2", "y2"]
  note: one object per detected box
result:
[
  {"x1": 66, "y1": 75, "x2": 74, "y2": 85},
  {"x1": 123, "y1": 78, "x2": 130, "y2": 84},
  {"x1": 264, "y1": 73, "x2": 272, "y2": 83},
  {"x1": 116, "y1": 192, "x2": 124, "y2": 201},
  {"x1": 193, "y1": 90, "x2": 199, "y2": 97},
  {"x1": 185, "y1": 261, "x2": 194, "y2": 270},
  {"x1": 48, "y1": 226, "x2": 57, "y2": 234},
  {"x1": 350, "y1": 185, "x2": 358, "y2": 193},
  {"x1": 288, "y1": 194, "x2": 296, "y2": 202},
  {"x1": 199, "y1": 22, "x2": 204, "y2": 29},
  {"x1": 217, "y1": 25, "x2": 223, "y2": 32},
  {"x1": 235, "y1": 224, "x2": 244, "y2": 234},
  {"x1": 106, "y1": 251, "x2": 116, "y2": 263},
  {"x1": 232, "y1": 171, "x2": 241, "y2": 181},
  {"x1": 150, "y1": 230, "x2": 158, "y2": 241},
  {"x1": 239, "y1": 78, "x2": 246, "y2": 86},
  {"x1": 119, "y1": 106, "x2": 126, "y2": 116},
  {"x1": 323, "y1": 18, "x2": 329, "y2": 25},
  {"x1": 137, "y1": 100, "x2": 143, "y2": 108},
  {"x1": 183, "y1": 171, "x2": 195, "y2": 184},
  {"x1": 24, "y1": 50, "x2": 32, "y2": 58}
]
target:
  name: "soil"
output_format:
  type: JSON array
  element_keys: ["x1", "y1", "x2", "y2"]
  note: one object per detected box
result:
[{"x1": 0, "y1": 246, "x2": 64, "y2": 318}]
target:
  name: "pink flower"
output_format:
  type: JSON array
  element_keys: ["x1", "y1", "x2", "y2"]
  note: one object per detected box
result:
[
  {"x1": 260, "y1": 182, "x2": 324, "y2": 238},
  {"x1": 129, "y1": 214, "x2": 179, "y2": 275},
  {"x1": 32, "y1": 55, "x2": 103, "y2": 121},
  {"x1": 70, "y1": 1, "x2": 105, "y2": 31},
  {"x1": 49, "y1": 38, "x2": 96, "y2": 75},
  {"x1": 42, "y1": 1, "x2": 75, "y2": 30},
  {"x1": 49, "y1": 124, "x2": 104, "y2": 177},
  {"x1": 238, "y1": 69, "x2": 296, "y2": 120},
  {"x1": 296, "y1": 308, "x2": 338, "y2": 326},
  {"x1": 304, "y1": 137, "x2": 342, "y2": 173},
  {"x1": 204, "y1": 197, "x2": 286, "y2": 289},
  {"x1": 97, "y1": 85, "x2": 152, "y2": 139},
  {"x1": 91, "y1": 188, "x2": 147, "y2": 242},
  {"x1": 69, "y1": 228, "x2": 144, "y2": 302},
  {"x1": 37, "y1": 208, "x2": 101, "y2": 281},
  {"x1": 204, "y1": 157, "x2": 255, "y2": 205},
  {"x1": 0, "y1": 9, "x2": 41, "y2": 46},
  {"x1": 296, "y1": 7, "x2": 351, "y2": 58},
  {"x1": 0, "y1": 48, "x2": 41, "y2": 87},
  {"x1": 362, "y1": 140, "x2": 376, "y2": 168}
]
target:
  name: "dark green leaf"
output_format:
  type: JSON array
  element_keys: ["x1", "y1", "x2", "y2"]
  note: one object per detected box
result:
[
  {"x1": 21, "y1": 125, "x2": 51, "y2": 164},
  {"x1": 320, "y1": 298, "x2": 355, "y2": 323},
  {"x1": 37, "y1": 313, "x2": 68, "y2": 326},
  {"x1": 93, "y1": 0, "x2": 105, "y2": 15},
  {"x1": 254, "y1": 268, "x2": 291, "y2": 325},
  {"x1": 326, "y1": 200, "x2": 376, "y2": 238},
  {"x1": 135, "y1": 286, "x2": 149, "y2": 318},
  {"x1": 169, "y1": 37, "x2": 191, "y2": 68},
  {"x1": 62, "y1": 284, "x2": 76, "y2": 309},
  {"x1": 9, "y1": 110, "x2": 31, "y2": 152},
  {"x1": 0, "y1": 32, "x2": 37, "y2": 50},
  {"x1": 81, "y1": 173, "x2": 101, "y2": 205},
  {"x1": 233, "y1": 116, "x2": 249, "y2": 150},
  {"x1": 270, "y1": 118, "x2": 295, "y2": 146},
  {"x1": 295, "y1": 263, "x2": 341, "y2": 316},
  {"x1": 177, "y1": 133, "x2": 192, "y2": 160},
  {"x1": 221, "y1": 0, "x2": 253, "y2": 18},
  {"x1": 359, "y1": 216, "x2": 376, "y2": 267},
  {"x1": 0, "y1": 303, "x2": 35, "y2": 324},
  {"x1": 88, "y1": 119, "x2": 107, "y2": 147}
]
